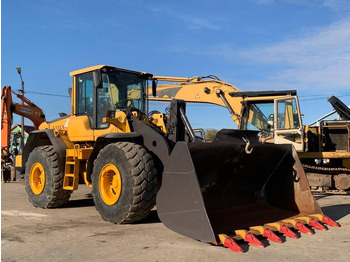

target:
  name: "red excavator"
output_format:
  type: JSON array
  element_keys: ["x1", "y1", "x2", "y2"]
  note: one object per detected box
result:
[{"x1": 1, "y1": 85, "x2": 46, "y2": 181}]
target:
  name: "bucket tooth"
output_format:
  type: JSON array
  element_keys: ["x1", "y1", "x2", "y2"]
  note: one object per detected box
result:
[
  {"x1": 265, "y1": 222, "x2": 298, "y2": 239},
  {"x1": 280, "y1": 225, "x2": 298, "y2": 239},
  {"x1": 245, "y1": 233, "x2": 265, "y2": 248},
  {"x1": 296, "y1": 216, "x2": 327, "y2": 231},
  {"x1": 281, "y1": 219, "x2": 313, "y2": 235},
  {"x1": 309, "y1": 219, "x2": 327, "y2": 231},
  {"x1": 322, "y1": 215, "x2": 340, "y2": 227},
  {"x1": 250, "y1": 226, "x2": 282, "y2": 243},
  {"x1": 310, "y1": 214, "x2": 340, "y2": 228},
  {"x1": 263, "y1": 228, "x2": 282, "y2": 243},
  {"x1": 295, "y1": 222, "x2": 313, "y2": 234},
  {"x1": 235, "y1": 230, "x2": 264, "y2": 248},
  {"x1": 218, "y1": 234, "x2": 243, "y2": 253}
]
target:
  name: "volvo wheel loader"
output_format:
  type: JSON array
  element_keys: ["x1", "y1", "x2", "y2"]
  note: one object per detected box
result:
[
  {"x1": 148, "y1": 76, "x2": 350, "y2": 193},
  {"x1": 19, "y1": 65, "x2": 339, "y2": 253}
]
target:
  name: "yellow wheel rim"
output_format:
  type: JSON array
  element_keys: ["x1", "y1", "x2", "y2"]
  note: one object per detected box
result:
[
  {"x1": 99, "y1": 164, "x2": 122, "y2": 205},
  {"x1": 29, "y1": 162, "x2": 46, "y2": 195}
]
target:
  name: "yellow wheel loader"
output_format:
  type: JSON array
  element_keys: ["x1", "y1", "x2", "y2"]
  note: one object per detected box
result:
[
  {"x1": 18, "y1": 65, "x2": 339, "y2": 252},
  {"x1": 148, "y1": 76, "x2": 350, "y2": 193}
]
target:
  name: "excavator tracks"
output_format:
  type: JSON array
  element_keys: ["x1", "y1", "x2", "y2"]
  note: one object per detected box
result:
[
  {"x1": 303, "y1": 164, "x2": 350, "y2": 194},
  {"x1": 215, "y1": 214, "x2": 340, "y2": 253}
]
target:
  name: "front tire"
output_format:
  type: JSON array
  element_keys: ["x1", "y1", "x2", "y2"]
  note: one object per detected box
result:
[
  {"x1": 25, "y1": 145, "x2": 72, "y2": 208},
  {"x1": 92, "y1": 142, "x2": 157, "y2": 223}
]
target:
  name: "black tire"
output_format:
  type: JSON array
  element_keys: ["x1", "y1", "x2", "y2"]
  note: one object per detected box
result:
[
  {"x1": 25, "y1": 145, "x2": 72, "y2": 208},
  {"x1": 92, "y1": 142, "x2": 157, "y2": 224}
]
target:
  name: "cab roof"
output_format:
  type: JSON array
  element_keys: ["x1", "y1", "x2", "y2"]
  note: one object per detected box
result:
[{"x1": 69, "y1": 65, "x2": 152, "y2": 78}]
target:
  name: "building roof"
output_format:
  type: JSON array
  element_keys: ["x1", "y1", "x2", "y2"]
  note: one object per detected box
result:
[{"x1": 11, "y1": 125, "x2": 35, "y2": 134}]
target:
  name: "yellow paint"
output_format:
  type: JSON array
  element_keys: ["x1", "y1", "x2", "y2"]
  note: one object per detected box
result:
[
  {"x1": 83, "y1": 172, "x2": 92, "y2": 188},
  {"x1": 149, "y1": 113, "x2": 167, "y2": 133},
  {"x1": 103, "y1": 111, "x2": 130, "y2": 133},
  {"x1": 99, "y1": 163, "x2": 122, "y2": 205},
  {"x1": 15, "y1": 155, "x2": 22, "y2": 168},
  {"x1": 298, "y1": 151, "x2": 350, "y2": 159},
  {"x1": 217, "y1": 234, "x2": 228, "y2": 245},
  {"x1": 281, "y1": 218, "x2": 299, "y2": 227},
  {"x1": 63, "y1": 146, "x2": 93, "y2": 190},
  {"x1": 69, "y1": 65, "x2": 106, "y2": 76},
  {"x1": 149, "y1": 79, "x2": 243, "y2": 126},
  {"x1": 295, "y1": 216, "x2": 312, "y2": 224},
  {"x1": 309, "y1": 213, "x2": 323, "y2": 221},
  {"x1": 234, "y1": 230, "x2": 247, "y2": 240},
  {"x1": 264, "y1": 222, "x2": 284, "y2": 231},
  {"x1": 64, "y1": 115, "x2": 94, "y2": 142},
  {"x1": 249, "y1": 226, "x2": 265, "y2": 235},
  {"x1": 29, "y1": 162, "x2": 46, "y2": 195}
]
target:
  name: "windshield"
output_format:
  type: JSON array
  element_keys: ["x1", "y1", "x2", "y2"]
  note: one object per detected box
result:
[
  {"x1": 242, "y1": 102, "x2": 274, "y2": 131},
  {"x1": 96, "y1": 70, "x2": 147, "y2": 128},
  {"x1": 100, "y1": 70, "x2": 146, "y2": 111}
]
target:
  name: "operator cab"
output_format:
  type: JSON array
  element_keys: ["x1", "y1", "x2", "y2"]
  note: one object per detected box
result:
[
  {"x1": 232, "y1": 90, "x2": 304, "y2": 151},
  {"x1": 72, "y1": 65, "x2": 150, "y2": 129}
]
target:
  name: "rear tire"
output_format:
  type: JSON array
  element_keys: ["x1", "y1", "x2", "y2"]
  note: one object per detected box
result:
[
  {"x1": 92, "y1": 142, "x2": 157, "y2": 223},
  {"x1": 25, "y1": 145, "x2": 72, "y2": 208}
]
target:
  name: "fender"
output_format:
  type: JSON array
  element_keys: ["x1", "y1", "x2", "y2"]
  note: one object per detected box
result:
[{"x1": 22, "y1": 129, "x2": 67, "y2": 172}]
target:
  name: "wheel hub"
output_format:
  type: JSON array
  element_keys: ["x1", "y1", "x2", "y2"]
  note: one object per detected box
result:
[
  {"x1": 99, "y1": 164, "x2": 122, "y2": 205},
  {"x1": 29, "y1": 162, "x2": 46, "y2": 194}
]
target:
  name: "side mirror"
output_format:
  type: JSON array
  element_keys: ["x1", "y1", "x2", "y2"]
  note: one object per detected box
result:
[
  {"x1": 93, "y1": 71, "x2": 102, "y2": 89},
  {"x1": 68, "y1": 87, "x2": 72, "y2": 97},
  {"x1": 152, "y1": 80, "x2": 157, "y2": 97}
]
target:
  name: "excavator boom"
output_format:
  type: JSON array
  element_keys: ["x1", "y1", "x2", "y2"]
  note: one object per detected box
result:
[{"x1": 1, "y1": 85, "x2": 46, "y2": 181}]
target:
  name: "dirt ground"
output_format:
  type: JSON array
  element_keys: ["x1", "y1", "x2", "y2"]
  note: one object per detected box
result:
[{"x1": 1, "y1": 182, "x2": 350, "y2": 262}]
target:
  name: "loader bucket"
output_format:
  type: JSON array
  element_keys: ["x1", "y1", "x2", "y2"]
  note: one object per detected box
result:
[{"x1": 156, "y1": 139, "x2": 323, "y2": 244}]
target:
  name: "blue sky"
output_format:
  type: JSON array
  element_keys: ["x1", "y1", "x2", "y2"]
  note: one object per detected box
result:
[{"x1": 2, "y1": 0, "x2": 350, "y2": 130}]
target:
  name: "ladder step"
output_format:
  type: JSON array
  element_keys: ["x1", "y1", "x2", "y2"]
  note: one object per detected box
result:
[
  {"x1": 63, "y1": 185, "x2": 74, "y2": 190},
  {"x1": 63, "y1": 176, "x2": 78, "y2": 190}
]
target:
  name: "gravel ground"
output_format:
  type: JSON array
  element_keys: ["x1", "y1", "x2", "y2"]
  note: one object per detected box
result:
[{"x1": 1, "y1": 182, "x2": 350, "y2": 262}]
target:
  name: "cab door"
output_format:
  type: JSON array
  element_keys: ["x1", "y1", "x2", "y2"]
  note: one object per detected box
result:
[{"x1": 273, "y1": 96, "x2": 304, "y2": 151}]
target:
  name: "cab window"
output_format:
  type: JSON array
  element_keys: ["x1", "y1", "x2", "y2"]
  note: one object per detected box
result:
[
  {"x1": 243, "y1": 102, "x2": 274, "y2": 131},
  {"x1": 276, "y1": 98, "x2": 300, "y2": 130},
  {"x1": 76, "y1": 73, "x2": 93, "y2": 116}
]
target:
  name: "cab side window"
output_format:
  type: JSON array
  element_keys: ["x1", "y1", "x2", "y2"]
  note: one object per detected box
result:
[{"x1": 76, "y1": 73, "x2": 93, "y2": 116}]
